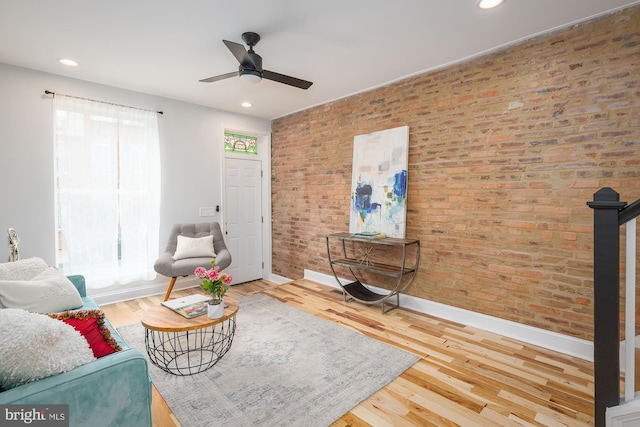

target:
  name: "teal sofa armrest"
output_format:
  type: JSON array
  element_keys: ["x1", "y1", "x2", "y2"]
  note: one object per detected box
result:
[
  {"x1": 0, "y1": 349, "x2": 152, "y2": 427},
  {"x1": 66, "y1": 275, "x2": 87, "y2": 297}
]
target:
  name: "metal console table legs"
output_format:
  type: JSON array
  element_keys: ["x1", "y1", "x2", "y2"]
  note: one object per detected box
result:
[{"x1": 326, "y1": 233, "x2": 420, "y2": 314}]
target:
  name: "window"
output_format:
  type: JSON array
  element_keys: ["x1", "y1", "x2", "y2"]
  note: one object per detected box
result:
[
  {"x1": 224, "y1": 131, "x2": 258, "y2": 155},
  {"x1": 53, "y1": 96, "x2": 161, "y2": 291}
]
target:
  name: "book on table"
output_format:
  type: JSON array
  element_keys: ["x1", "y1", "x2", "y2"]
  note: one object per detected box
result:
[{"x1": 161, "y1": 294, "x2": 212, "y2": 318}]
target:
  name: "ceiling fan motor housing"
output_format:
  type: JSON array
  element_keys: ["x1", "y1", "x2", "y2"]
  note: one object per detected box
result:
[{"x1": 245, "y1": 51, "x2": 263, "y2": 72}]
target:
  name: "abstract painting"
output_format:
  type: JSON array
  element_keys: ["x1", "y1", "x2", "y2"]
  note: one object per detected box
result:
[{"x1": 349, "y1": 126, "x2": 409, "y2": 238}]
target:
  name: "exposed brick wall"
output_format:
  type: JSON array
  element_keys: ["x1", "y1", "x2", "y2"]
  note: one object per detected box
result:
[{"x1": 271, "y1": 6, "x2": 640, "y2": 341}]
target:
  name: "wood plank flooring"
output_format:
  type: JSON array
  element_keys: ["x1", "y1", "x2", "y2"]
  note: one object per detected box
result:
[{"x1": 102, "y1": 279, "x2": 594, "y2": 426}]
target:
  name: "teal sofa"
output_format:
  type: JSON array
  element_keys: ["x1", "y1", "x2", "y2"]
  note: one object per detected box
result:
[{"x1": 0, "y1": 275, "x2": 152, "y2": 427}]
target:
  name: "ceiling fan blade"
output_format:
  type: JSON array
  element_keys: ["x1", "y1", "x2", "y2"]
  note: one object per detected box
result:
[
  {"x1": 262, "y1": 70, "x2": 313, "y2": 90},
  {"x1": 199, "y1": 71, "x2": 239, "y2": 83},
  {"x1": 223, "y1": 40, "x2": 256, "y2": 69}
]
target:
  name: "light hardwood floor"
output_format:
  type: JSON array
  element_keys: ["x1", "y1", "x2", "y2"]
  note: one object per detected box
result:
[{"x1": 102, "y1": 279, "x2": 595, "y2": 426}]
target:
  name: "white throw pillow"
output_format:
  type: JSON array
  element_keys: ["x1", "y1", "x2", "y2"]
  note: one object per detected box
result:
[
  {"x1": 173, "y1": 235, "x2": 217, "y2": 260},
  {"x1": 0, "y1": 267, "x2": 83, "y2": 313},
  {"x1": 0, "y1": 257, "x2": 48, "y2": 281},
  {"x1": 0, "y1": 308, "x2": 96, "y2": 389}
]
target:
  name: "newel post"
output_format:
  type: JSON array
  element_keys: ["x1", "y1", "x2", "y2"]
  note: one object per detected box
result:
[{"x1": 587, "y1": 187, "x2": 627, "y2": 426}]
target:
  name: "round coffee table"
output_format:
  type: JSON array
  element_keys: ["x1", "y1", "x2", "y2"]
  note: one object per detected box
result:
[{"x1": 141, "y1": 297, "x2": 239, "y2": 376}]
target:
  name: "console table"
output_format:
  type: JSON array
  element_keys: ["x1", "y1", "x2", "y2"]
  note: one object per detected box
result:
[{"x1": 326, "y1": 233, "x2": 420, "y2": 313}]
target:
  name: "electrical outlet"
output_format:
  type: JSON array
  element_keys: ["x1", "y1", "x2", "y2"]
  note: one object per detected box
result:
[{"x1": 199, "y1": 207, "x2": 216, "y2": 217}]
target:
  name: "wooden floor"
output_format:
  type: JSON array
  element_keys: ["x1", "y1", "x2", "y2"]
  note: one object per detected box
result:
[{"x1": 102, "y1": 279, "x2": 595, "y2": 427}]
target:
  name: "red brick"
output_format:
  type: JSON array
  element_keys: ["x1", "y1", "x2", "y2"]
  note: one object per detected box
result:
[{"x1": 271, "y1": 6, "x2": 640, "y2": 341}]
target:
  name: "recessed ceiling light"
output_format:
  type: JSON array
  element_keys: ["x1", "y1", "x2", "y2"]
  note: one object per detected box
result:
[
  {"x1": 478, "y1": 0, "x2": 505, "y2": 9},
  {"x1": 241, "y1": 102, "x2": 252, "y2": 108},
  {"x1": 58, "y1": 58, "x2": 79, "y2": 67}
]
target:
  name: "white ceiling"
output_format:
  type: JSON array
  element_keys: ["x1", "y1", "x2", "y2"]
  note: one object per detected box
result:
[{"x1": 1, "y1": 0, "x2": 639, "y2": 120}]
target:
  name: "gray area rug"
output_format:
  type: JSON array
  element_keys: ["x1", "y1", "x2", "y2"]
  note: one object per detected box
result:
[{"x1": 118, "y1": 293, "x2": 419, "y2": 427}]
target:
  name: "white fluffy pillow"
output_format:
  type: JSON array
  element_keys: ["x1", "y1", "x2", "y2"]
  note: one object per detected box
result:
[
  {"x1": 0, "y1": 267, "x2": 83, "y2": 313},
  {"x1": 173, "y1": 235, "x2": 217, "y2": 260},
  {"x1": 0, "y1": 308, "x2": 96, "y2": 389},
  {"x1": 0, "y1": 257, "x2": 48, "y2": 281}
]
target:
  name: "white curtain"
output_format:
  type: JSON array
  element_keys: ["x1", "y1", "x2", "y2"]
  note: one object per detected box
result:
[{"x1": 53, "y1": 96, "x2": 160, "y2": 290}]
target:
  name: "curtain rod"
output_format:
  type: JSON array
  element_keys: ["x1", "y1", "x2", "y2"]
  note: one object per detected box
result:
[{"x1": 44, "y1": 90, "x2": 163, "y2": 115}]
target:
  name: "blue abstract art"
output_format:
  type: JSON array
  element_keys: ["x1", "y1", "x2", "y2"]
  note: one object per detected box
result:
[{"x1": 349, "y1": 126, "x2": 409, "y2": 238}]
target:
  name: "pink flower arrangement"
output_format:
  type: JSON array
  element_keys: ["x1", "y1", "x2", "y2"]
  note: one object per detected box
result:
[{"x1": 195, "y1": 260, "x2": 232, "y2": 303}]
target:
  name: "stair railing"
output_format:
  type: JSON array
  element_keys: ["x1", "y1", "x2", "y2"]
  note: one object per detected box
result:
[{"x1": 588, "y1": 187, "x2": 640, "y2": 426}]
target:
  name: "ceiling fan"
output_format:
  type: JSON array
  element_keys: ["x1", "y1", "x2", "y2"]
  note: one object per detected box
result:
[{"x1": 199, "y1": 32, "x2": 313, "y2": 90}]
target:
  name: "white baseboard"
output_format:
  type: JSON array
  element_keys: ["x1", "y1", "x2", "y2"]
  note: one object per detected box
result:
[
  {"x1": 97, "y1": 273, "x2": 293, "y2": 306},
  {"x1": 607, "y1": 399, "x2": 640, "y2": 427},
  {"x1": 94, "y1": 276, "x2": 200, "y2": 306},
  {"x1": 267, "y1": 273, "x2": 293, "y2": 285},
  {"x1": 304, "y1": 269, "x2": 594, "y2": 362}
]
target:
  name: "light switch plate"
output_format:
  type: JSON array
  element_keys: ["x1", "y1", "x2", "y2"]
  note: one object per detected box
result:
[{"x1": 199, "y1": 207, "x2": 216, "y2": 217}]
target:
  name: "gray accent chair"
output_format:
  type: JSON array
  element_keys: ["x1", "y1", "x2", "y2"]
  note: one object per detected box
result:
[{"x1": 154, "y1": 222, "x2": 232, "y2": 301}]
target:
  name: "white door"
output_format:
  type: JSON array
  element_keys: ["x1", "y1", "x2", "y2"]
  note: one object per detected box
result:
[{"x1": 224, "y1": 158, "x2": 263, "y2": 284}]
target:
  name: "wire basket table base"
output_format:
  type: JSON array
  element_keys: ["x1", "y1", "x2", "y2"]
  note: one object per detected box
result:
[{"x1": 145, "y1": 316, "x2": 236, "y2": 376}]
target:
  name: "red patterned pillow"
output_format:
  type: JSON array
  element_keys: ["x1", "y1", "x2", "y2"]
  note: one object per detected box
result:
[{"x1": 48, "y1": 310, "x2": 122, "y2": 358}]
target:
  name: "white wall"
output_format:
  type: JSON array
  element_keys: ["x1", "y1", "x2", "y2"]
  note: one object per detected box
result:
[{"x1": 0, "y1": 62, "x2": 270, "y2": 271}]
